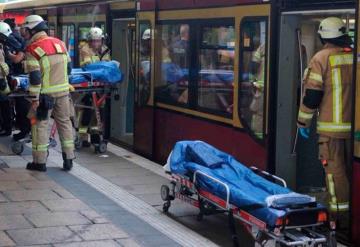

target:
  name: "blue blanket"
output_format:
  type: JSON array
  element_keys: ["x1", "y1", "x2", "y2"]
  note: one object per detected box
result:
[
  {"x1": 70, "y1": 61, "x2": 123, "y2": 84},
  {"x1": 169, "y1": 141, "x2": 318, "y2": 227},
  {"x1": 14, "y1": 61, "x2": 123, "y2": 90}
]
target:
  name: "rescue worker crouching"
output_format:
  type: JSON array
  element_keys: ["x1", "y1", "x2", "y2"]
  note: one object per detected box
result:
[
  {"x1": 78, "y1": 27, "x2": 111, "y2": 147},
  {"x1": 22, "y1": 15, "x2": 75, "y2": 172},
  {"x1": 297, "y1": 17, "x2": 353, "y2": 228}
]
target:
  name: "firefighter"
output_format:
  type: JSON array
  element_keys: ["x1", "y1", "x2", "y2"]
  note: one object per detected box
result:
[
  {"x1": 297, "y1": 17, "x2": 353, "y2": 227},
  {"x1": 0, "y1": 21, "x2": 31, "y2": 142},
  {"x1": 79, "y1": 27, "x2": 111, "y2": 66},
  {"x1": 78, "y1": 27, "x2": 111, "y2": 147},
  {"x1": 22, "y1": 15, "x2": 74, "y2": 172}
]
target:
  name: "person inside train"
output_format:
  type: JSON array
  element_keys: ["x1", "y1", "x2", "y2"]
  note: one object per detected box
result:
[
  {"x1": 139, "y1": 29, "x2": 151, "y2": 105},
  {"x1": 170, "y1": 24, "x2": 189, "y2": 70},
  {"x1": 249, "y1": 43, "x2": 265, "y2": 138},
  {"x1": 78, "y1": 27, "x2": 111, "y2": 147}
]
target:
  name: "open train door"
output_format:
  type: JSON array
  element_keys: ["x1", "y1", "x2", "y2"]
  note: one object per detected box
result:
[
  {"x1": 273, "y1": 0, "x2": 356, "y2": 244},
  {"x1": 134, "y1": 2, "x2": 156, "y2": 158}
]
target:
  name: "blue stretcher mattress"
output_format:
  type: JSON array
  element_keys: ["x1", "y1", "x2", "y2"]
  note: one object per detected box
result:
[
  {"x1": 15, "y1": 61, "x2": 123, "y2": 90},
  {"x1": 169, "y1": 141, "x2": 318, "y2": 228}
]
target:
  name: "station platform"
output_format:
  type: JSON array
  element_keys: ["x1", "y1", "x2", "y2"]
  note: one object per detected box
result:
[{"x1": 0, "y1": 136, "x2": 346, "y2": 247}]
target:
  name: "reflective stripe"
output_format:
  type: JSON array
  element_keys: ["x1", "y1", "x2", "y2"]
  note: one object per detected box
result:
[
  {"x1": 40, "y1": 56, "x2": 51, "y2": 88},
  {"x1": 317, "y1": 122, "x2": 351, "y2": 132},
  {"x1": 61, "y1": 139, "x2": 74, "y2": 148},
  {"x1": 329, "y1": 54, "x2": 353, "y2": 67},
  {"x1": 91, "y1": 55, "x2": 100, "y2": 63},
  {"x1": 309, "y1": 72, "x2": 323, "y2": 83},
  {"x1": 26, "y1": 60, "x2": 39, "y2": 67},
  {"x1": 329, "y1": 202, "x2": 349, "y2": 212},
  {"x1": 327, "y1": 174, "x2": 337, "y2": 204},
  {"x1": 34, "y1": 47, "x2": 46, "y2": 58},
  {"x1": 41, "y1": 83, "x2": 69, "y2": 94},
  {"x1": 33, "y1": 143, "x2": 48, "y2": 152},
  {"x1": 29, "y1": 85, "x2": 41, "y2": 93},
  {"x1": 331, "y1": 68, "x2": 342, "y2": 123},
  {"x1": 54, "y1": 43, "x2": 63, "y2": 53},
  {"x1": 78, "y1": 128, "x2": 87, "y2": 134},
  {"x1": 0, "y1": 62, "x2": 9, "y2": 75},
  {"x1": 63, "y1": 54, "x2": 69, "y2": 84},
  {"x1": 298, "y1": 110, "x2": 313, "y2": 120}
]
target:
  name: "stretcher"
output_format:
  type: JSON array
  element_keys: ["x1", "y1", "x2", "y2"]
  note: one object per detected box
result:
[
  {"x1": 10, "y1": 61, "x2": 123, "y2": 154},
  {"x1": 161, "y1": 141, "x2": 336, "y2": 247}
]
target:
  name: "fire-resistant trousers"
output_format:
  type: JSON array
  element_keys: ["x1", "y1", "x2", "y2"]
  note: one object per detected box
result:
[
  {"x1": 30, "y1": 95, "x2": 75, "y2": 164},
  {"x1": 318, "y1": 135, "x2": 351, "y2": 220}
]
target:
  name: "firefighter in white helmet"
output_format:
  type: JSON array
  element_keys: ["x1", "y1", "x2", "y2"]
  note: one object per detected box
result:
[
  {"x1": 298, "y1": 17, "x2": 353, "y2": 228},
  {"x1": 22, "y1": 15, "x2": 75, "y2": 172},
  {"x1": 79, "y1": 27, "x2": 111, "y2": 67},
  {"x1": 78, "y1": 27, "x2": 111, "y2": 147}
]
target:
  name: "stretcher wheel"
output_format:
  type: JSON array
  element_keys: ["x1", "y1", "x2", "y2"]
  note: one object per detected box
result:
[
  {"x1": 11, "y1": 142, "x2": 24, "y2": 155},
  {"x1": 74, "y1": 136, "x2": 82, "y2": 150},
  {"x1": 161, "y1": 185, "x2": 170, "y2": 201},
  {"x1": 98, "y1": 141, "x2": 107, "y2": 153},
  {"x1": 49, "y1": 138, "x2": 57, "y2": 148},
  {"x1": 163, "y1": 201, "x2": 171, "y2": 213}
]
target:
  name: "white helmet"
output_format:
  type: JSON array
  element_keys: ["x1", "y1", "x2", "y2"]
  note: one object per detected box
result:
[
  {"x1": 0, "y1": 22, "x2": 12, "y2": 37},
  {"x1": 88, "y1": 27, "x2": 104, "y2": 40},
  {"x1": 22, "y1": 15, "x2": 44, "y2": 30},
  {"x1": 318, "y1": 17, "x2": 347, "y2": 39},
  {"x1": 142, "y1": 29, "x2": 151, "y2": 40}
]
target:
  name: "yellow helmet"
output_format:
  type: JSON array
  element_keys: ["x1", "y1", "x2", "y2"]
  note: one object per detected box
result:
[{"x1": 318, "y1": 17, "x2": 347, "y2": 39}]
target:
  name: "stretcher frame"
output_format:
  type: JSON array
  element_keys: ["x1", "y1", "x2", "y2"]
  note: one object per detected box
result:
[
  {"x1": 161, "y1": 166, "x2": 335, "y2": 247},
  {"x1": 70, "y1": 71, "x2": 119, "y2": 153}
]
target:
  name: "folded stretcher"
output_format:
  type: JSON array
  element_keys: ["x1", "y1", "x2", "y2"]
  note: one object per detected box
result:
[
  {"x1": 161, "y1": 141, "x2": 335, "y2": 247},
  {"x1": 11, "y1": 61, "x2": 123, "y2": 153}
]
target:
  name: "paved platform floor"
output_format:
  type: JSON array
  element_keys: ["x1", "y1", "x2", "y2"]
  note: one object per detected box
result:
[{"x1": 0, "y1": 135, "x2": 347, "y2": 247}]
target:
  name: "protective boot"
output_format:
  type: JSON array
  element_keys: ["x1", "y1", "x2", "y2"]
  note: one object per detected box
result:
[
  {"x1": 62, "y1": 153, "x2": 73, "y2": 171},
  {"x1": 26, "y1": 162, "x2": 47, "y2": 172}
]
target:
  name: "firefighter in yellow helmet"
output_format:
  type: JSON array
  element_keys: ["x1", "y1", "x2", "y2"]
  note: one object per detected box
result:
[
  {"x1": 297, "y1": 17, "x2": 353, "y2": 227},
  {"x1": 79, "y1": 27, "x2": 111, "y2": 67},
  {"x1": 78, "y1": 27, "x2": 111, "y2": 147},
  {"x1": 22, "y1": 15, "x2": 75, "y2": 172}
]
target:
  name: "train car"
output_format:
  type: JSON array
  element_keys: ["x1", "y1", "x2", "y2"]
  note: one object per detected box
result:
[
  {"x1": 135, "y1": 0, "x2": 360, "y2": 245},
  {"x1": 1, "y1": 0, "x2": 138, "y2": 147}
]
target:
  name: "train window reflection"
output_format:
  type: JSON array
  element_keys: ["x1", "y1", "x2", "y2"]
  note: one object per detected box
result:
[
  {"x1": 137, "y1": 22, "x2": 152, "y2": 106},
  {"x1": 198, "y1": 25, "x2": 235, "y2": 115},
  {"x1": 239, "y1": 19, "x2": 267, "y2": 140},
  {"x1": 155, "y1": 24, "x2": 190, "y2": 105}
]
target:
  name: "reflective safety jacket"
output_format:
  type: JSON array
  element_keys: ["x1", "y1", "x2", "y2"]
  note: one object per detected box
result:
[
  {"x1": 298, "y1": 43, "x2": 353, "y2": 139},
  {"x1": 79, "y1": 43, "x2": 111, "y2": 67},
  {"x1": 25, "y1": 31, "x2": 70, "y2": 99},
  {"x1": 0, "y1": 45, "x2": 10, "y2": 95}
]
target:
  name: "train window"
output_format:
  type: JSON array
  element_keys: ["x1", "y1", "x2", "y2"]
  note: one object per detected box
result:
[
  {"x1": 61, "y1": 24, "x2": 75, "y2": 66},
  {"x1": 239, "y1": 18, "x2": 267, "y2": 140},
  {"x1": 137, "y1": 22, "x2": 152, "y2": 106},
  {"x1": 198, "y1": 25, "x2": 235, "y2": 115},
  {"x1": 155, "y1": 24, "x2": 190, "y2": 105}
]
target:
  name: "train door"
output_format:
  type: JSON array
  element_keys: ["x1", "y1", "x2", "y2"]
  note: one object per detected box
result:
[
  {"x1": 134, "y1": 12, "x2": 155, "y2": 157},
  {"x1": 275, "y1": 6, "x2": 356, "y2": 242},
  {"x1": 110, "y1": 18, "x2": 136, "y2": 146}
]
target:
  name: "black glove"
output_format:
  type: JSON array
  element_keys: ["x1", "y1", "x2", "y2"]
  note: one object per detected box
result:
[
  {"x1": 0, "y1": 78, "x2": 7, "y2": 91},
  {"x1": 36, "y1": 95, "x2": 55, "y2": 121}
]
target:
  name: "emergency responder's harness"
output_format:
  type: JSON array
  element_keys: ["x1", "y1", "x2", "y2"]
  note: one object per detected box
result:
[{"x1": 26, "y1": 36, "x2": 69, "y2": 95}]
